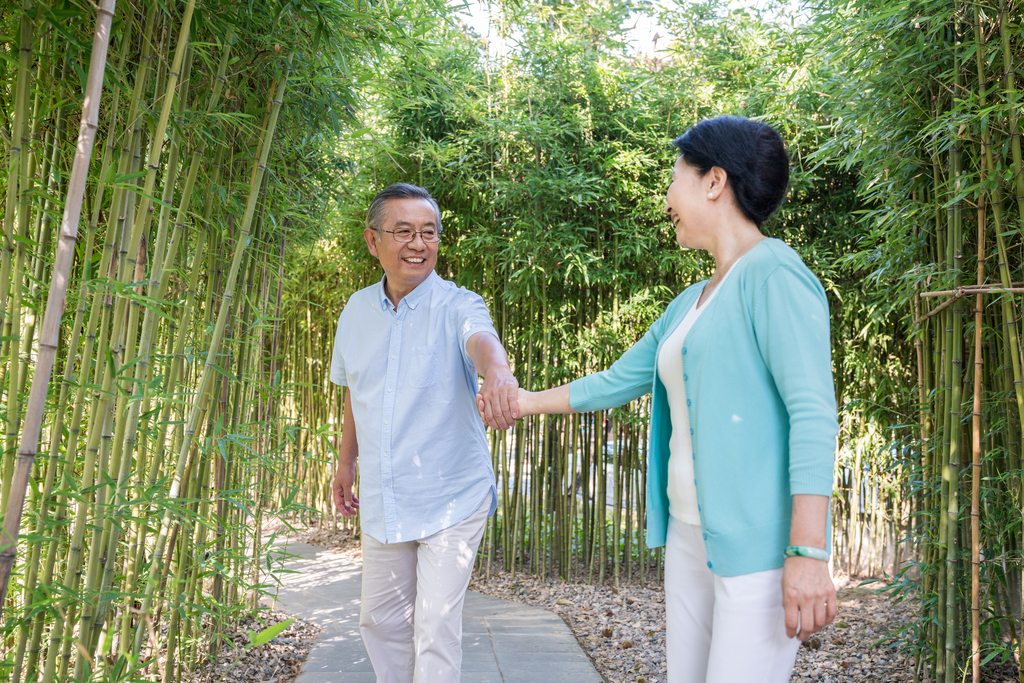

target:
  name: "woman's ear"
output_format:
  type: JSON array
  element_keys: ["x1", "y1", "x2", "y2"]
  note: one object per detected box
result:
[{"x1": 707, "y1": 166, "x2": 729, "y2": 199}]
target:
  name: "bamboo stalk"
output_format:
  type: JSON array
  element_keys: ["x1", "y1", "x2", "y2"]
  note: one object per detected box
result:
[
  {"x1": 970, "y1": 193, "x2": 985, "y2": 683},
  {"x1": 0, "y1": 0, "x2": 117, "y2": 609}
]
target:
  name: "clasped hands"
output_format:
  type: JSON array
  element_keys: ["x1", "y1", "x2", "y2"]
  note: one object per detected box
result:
[{"x1": 475, "y1": 368, "x2": 521, "y2": 430}]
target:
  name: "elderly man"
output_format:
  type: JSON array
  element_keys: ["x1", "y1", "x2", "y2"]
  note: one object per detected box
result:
[{"x1": 329, "y1": 183, "x2": 518, "y2": 683}]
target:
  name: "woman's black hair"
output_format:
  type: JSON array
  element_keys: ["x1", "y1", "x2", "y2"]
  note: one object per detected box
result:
[{"x1": 671, "y1": 116, "x2": 789, "y2": 227}]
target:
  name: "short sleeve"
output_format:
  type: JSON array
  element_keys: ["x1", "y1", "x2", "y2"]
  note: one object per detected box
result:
[
  {"x1": 329, "y1": 309, "x2": 348, "y2": 386},
  {"x1": 456, "y1": 290, "x2": 499, "y2": 362}
]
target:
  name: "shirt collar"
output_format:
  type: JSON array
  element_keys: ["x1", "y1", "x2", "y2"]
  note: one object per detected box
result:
[{"x1": 377, "y1": 271, "x2": 439, "y2": 311}]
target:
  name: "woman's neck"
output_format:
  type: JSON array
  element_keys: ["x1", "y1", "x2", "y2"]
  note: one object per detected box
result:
[
  {"x1": 713, "y1": 232, "x2": 765, "y2": 275},
  {"x1": 698, "y1": 221, "x2": 765, "y2": 306}
]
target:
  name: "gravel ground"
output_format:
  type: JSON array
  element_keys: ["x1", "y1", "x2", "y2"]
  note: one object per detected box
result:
[
  {"x1": 181, "y1": 610, "x2": 321, "y2": 683},
  {"x1": 257, "y1": 520, "x2": 1021, "y2": 683}
]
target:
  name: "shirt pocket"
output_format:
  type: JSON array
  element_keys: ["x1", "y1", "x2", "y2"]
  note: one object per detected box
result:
[{"x1": 409, "y1": 343, "x2": 441, "y2": 388}]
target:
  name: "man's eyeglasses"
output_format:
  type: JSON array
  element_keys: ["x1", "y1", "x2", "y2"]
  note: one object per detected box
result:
[{"x1": 382, "y1": 228, "x2": 441, "y2": 243}]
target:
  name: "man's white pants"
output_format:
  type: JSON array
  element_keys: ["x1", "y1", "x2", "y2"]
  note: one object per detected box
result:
[
  {"x1": 665, "y1": 517, "x2": 802, "y2": 683},
  {"x1": 359, "y1": 496, "x2": 489, "y2": 683}
]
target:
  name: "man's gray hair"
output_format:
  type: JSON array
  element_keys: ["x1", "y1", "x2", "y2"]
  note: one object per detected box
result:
[{"x1": 365, "y1": 183, "x2": 443, "y2": 234}]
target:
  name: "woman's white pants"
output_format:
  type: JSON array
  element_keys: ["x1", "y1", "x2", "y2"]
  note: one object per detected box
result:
[
  {"x1": 359, "y1": 497, "x2": 489, "y2": 683},
  {"x1": 665, "y1": 517, "x2": 802, "y2": 683}
]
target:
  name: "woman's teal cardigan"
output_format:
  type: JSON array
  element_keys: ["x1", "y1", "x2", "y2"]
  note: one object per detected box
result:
[{"x1": 569, "y1": 239, "x2": 838, "y2": 577}]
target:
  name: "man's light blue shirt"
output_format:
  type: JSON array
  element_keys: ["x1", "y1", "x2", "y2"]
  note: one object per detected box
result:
[{"x1": 330, "y1": 271, "x2": 497, "y2": 543}]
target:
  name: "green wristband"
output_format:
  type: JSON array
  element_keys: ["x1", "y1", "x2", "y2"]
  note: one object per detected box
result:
[{"x1": 785, "y1": 545, "x2": 830, "y2": 562}]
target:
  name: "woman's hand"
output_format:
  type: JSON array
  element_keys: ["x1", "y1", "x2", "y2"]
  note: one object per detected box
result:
[
  {"x1": 781, "y1": 555, "x2": 837, "y2": 640},
  {"x1": 784, "y1": 494, "x2": 837, "y2": 640}
]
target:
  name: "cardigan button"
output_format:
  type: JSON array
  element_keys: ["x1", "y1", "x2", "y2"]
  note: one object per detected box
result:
[
  {"x1": 706, "y1": 561, "x2": 712, "y2": 569},
  {"x1": 683, "y1": 373, "x2": 688, "y2": 381},
  {"x1": 690, "y1": 428, "x2": 694, "y2": 436},
  {"x1": 703, "y1": 532, "x2": 708, "y2": 540},
  {"x1": 686, "y1": 399, "x2": 691, "y2": 407},
  {"x1": 682, "y1": 347, "x2": 687, "y2": 354}
]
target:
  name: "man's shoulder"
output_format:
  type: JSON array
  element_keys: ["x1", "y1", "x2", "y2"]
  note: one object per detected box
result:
[
  {"x1": 427, "y1": 275, "x2": 487, "y2": 307},
  {"x1": 339, "y1": 281, "x2": 383, "y2": 315}
]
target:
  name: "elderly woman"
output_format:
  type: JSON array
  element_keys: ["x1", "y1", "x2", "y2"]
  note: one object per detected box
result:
[{"x1": 497, "y1": 115, "x2": 838, "y2": 682}]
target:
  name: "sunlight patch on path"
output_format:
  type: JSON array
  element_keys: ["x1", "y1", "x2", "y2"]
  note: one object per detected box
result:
[{"x1": 265, "y1": 540, "x2": 602, "y2": 682}]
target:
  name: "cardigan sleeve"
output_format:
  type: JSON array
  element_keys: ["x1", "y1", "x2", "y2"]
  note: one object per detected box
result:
[
  {"x1": 568, "y1": 317, "x2": 663, "y2": 413},
  {"x1": 752, "y1": 262, "x2": 839, "y2": 497}
]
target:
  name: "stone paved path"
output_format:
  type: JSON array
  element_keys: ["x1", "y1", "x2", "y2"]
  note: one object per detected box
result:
[{"x1": 266, "y1": 540, "x2": 604, "y2": 683}]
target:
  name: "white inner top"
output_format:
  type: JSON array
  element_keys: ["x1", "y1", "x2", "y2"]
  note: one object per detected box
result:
[{"x1": 658, "y1": 259, "x2": 743, "y2": 525}]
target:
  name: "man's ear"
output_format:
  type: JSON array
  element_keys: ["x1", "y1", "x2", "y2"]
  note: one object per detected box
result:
[{"x1": 364, "y1": 228, "x2": 380, "y2": 258}]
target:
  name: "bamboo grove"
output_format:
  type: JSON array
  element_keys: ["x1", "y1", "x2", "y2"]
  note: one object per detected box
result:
[
  {"x1": 7, "y1": 0, "x2": 1024, "y2": 681},
  {"x1": 0, "y1": 0, "x2": 419, "y2": 680},
  {"x1": 812, "y1": 0, "x2": 1024, "y2": 679},
  {"x1": 285, "y1": 0, "x2": 906, "y2": 602},
  {"x1": 279, "y1": 0, "x2": 1024, "y2": 679}
]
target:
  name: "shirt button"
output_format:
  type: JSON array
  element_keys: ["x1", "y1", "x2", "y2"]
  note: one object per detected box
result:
[
  {"x1": 395, "y1": 320, "x2": 400, "y2": 325},
  {"x1": 391, "y1": 355, "x2": 396, "y2": 359},
  {"x1": 388, "y1": 387, "x2": 393, "y2": 392},
  {"x1": 384, "y1": 420, "x2": 390, "y2": 425}
]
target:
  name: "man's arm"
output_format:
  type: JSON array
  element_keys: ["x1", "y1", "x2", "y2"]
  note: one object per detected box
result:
[
  {"x1": 332, "y1": 390, "x2": 360, "y2": 516},
  {"x1": 467, "y1": 331, "x2": 519, "y2": 430}
]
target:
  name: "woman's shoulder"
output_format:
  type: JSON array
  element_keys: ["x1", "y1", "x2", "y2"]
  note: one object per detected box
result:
[
  {"x1": 740, "y1": 239, "x2": 829, "y2": 312},
  {"x1": 743, "y1": 238, "x2": 805, "y2": 270},
  {"x1": 742, "y1": 239, "x2": 822, "y2": 286}
]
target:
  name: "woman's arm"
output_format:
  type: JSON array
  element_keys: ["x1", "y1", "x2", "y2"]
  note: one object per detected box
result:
[
  {"x1": 782, "y1": 494, "x2": 837, "y2": 640},
  {"x1": 481, "y1": 291, "x2": 693, "y2": 423},
  {"x1": 752, "y1": 262, "x2": 839, "y2": 640},
  {"x1": 477, "y1": 384, "x2": 576, "y2": 426},
  {"x1": 517, "y1": 384, "x2": 576, "y2": 416}
]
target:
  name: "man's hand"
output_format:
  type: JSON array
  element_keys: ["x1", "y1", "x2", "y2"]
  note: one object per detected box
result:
[
  {"x1": 476, "y1": 366, "x2": 519, "y2": 430},
  {"x1": 332, "y1": 456, "x2": 360, "y2": 517},
  {"x1": 467, "y1": 331, "x2": 519, "y2": 430}
]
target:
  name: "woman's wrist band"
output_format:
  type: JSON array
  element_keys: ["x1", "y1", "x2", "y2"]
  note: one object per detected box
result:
[{"x1": 785, "y1": 545, "x2": 830, "y2": 562}]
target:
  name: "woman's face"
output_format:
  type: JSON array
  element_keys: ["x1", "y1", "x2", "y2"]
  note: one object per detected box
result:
[{"x1": 665, "y1": 156, "x2": 710, "y2": 250}]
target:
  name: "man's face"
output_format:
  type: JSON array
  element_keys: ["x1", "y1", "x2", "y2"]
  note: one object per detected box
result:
[{"x1": 363, "y1": 197, "x2": 440, "y2": 293}]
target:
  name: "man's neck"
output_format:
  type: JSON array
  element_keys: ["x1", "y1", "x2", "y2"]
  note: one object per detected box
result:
[{"x1": 383, "y1": 272, "x2": 431, "y2": 311}]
